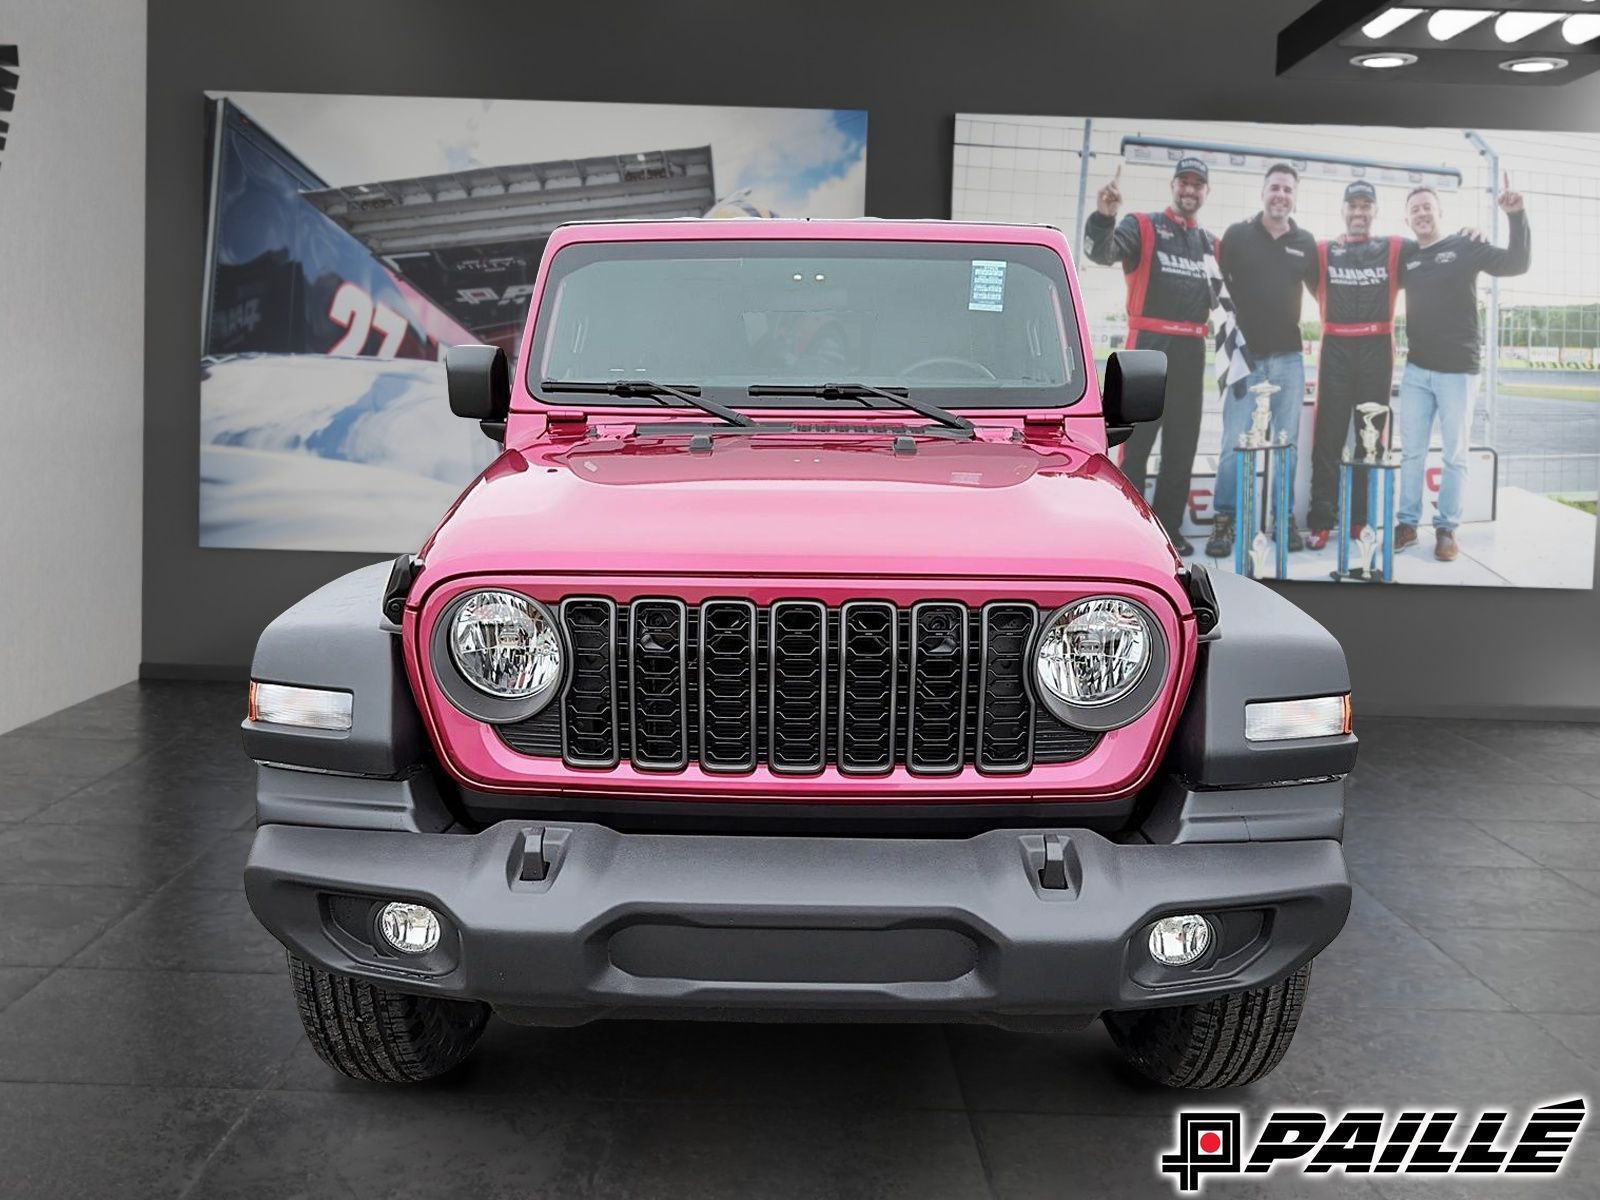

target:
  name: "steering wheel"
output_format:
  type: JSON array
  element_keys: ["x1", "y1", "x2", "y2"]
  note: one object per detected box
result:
[{"x1": 897, "y1": 356, "x2": 998, "y2": 381}]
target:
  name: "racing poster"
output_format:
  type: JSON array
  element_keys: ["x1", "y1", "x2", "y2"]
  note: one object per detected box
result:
[
  {"x1": 953, "y1": 115, "x2": 1599, "y2": 589},
  {"x1": 199, "y1": 91, "x2": 868, "y2": 552}
]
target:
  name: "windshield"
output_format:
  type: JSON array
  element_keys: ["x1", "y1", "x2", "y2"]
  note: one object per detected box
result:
[{"x1": 526, "y1": 238, "x2": 1087, "y2": 410}]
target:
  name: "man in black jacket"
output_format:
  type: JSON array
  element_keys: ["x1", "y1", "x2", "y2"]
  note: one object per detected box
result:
[
  {"x1": 1084, "y1": 157, "x2": 1215, "y2": 556},
  {"x1": 1395, "y1": 175, "x2": 1531, "y2": 562},
  {"x1": 1210, "y1": 163, "x2": 1319, "y2": 559}
]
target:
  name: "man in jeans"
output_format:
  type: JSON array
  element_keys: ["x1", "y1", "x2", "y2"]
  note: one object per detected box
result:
[
  {"x1": 1209, "y1": 163, "x2": 1318, "y2": 559},
  {"x1": 1396, "y1": 176, "x2": 1530, "y2": 562}
]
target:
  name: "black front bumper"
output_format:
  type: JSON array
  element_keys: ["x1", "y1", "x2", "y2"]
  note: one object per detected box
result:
[{"x1": 245, "y1": 820, "x2": 1350, "y2": 1027}]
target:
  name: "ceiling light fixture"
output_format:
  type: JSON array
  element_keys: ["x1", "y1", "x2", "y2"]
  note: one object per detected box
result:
[
  {"x1": 1494, "y1": 11, "x2": 1565, "y2": 41},
  {"x1": 1279, "y1": 0, "x2": 1600, "y2": 84},
  {"x1": 1499, "y1": 54, "x2": 1569, "y2": 69},
  {"x1": 1352, "y1": 50, "x2": 1420, "y2": 66},
  {"x1": 1362, "y1": 6, "x2": 1424, "y2": 36},
  {"x1": 1428, "y1": 8, "x2": 1495, "y2": 40},
  {"x1": 1564, "y1": 14, "x2": 1600, "y2": 41}
]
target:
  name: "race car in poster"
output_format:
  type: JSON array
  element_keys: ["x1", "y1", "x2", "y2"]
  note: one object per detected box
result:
[{"x1": 204, "y1": 99, "x2": 478, "y2": 363}]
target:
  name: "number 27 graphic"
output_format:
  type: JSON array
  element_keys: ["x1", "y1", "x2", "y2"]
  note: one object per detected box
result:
[{"x1": 327, "y1": 282, "x2": 408, "y2": 358}]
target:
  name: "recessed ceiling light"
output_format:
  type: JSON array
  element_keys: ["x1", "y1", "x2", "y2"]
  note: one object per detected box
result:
[
  {"x1": 1564, "y1": 14, "x2": 1600, "y2": 41},
  {"x1": 1279, "y1": 0, "x2": 1600, "y2": 84},
  {"x1": 1428, "y1": 8, "x2": 1495, "y2": 40},
  {"x1": 1352, "y1": 51, "x2": 1420, "y2": 67},
  {"x1": 1500, "y1": 54, "x2": 1570, "y2": 70},
  {"x1": 1495, "y1": 11, "x2": 1565, "y2": 41},
  {"x1": 1362, "y1": 6, "x2": 1424, "y2": 37}
]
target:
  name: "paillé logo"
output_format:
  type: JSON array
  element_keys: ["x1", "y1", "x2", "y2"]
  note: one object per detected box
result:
[{"x1": 1160, "y1": 1097, "x2": 1586, "y2": 1193}]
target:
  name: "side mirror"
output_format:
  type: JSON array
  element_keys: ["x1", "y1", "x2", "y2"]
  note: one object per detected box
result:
[
  {"x1": 1101, "y1": 349, "x2": 1166, "y2": 447},
  {"x1": 446, "y1": 344, "x2": 510, "y2": 441}
]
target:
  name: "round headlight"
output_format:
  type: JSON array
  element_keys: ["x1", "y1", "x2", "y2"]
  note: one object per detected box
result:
[
  {"x1": 1036, "y1": 597, "x2": 1152, "y2": 708},
  {"x1": 448, "y1": 591, "x2": 562, "y2": 700}
]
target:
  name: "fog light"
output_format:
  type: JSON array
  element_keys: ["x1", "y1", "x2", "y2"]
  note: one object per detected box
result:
[
  {"x1": 1149, "y1": 914, "x2": 1212, "y2": 966},
  {"x1": 378, "y1": 902, "x2": 441, "y2": 954}
]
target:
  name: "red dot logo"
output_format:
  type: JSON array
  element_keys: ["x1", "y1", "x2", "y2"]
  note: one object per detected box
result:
[{"x1": 1199, "y1": 1131, "x2": 1223, "y2": 1155}]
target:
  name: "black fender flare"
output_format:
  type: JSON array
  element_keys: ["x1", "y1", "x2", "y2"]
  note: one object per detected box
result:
[
  {"x1": 1167, "y1": 571, "x2": 1358, "y2": 788},
  {"x1": 243, "y1": 562, "x2": 427, "y2": 778}
]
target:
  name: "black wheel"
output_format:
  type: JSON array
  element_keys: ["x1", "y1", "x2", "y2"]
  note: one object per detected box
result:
[
  {"x1": 1103, "y1": 961, "x2": 1312, "y2": 1089},
  {"x1": 288, "y1": 953, "x2": 489, "y2": 1083}
]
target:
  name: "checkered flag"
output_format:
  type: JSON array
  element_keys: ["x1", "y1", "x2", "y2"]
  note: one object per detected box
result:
[
  {"x1": 1206, "y1": 250, "x2": 1253, "y2": 398},
  {"x1": 0, "y1": 46, "x2": 17, "y2": 171}
]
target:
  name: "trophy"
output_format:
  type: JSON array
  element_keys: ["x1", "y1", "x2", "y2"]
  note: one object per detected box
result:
[
  {"x1": 1249, "y1": 531, "x2": 1274, "y2": 578},
  {"x1": 1333, "y1": 404, "x2": 1400, "y2": 583},
  {"x1": 1352, "y1": 525, "x2": 1381, "y2": 577},
  {"x1": 1234, "y1": 379, "x2": 1294, "y2": 580},
  {"x1": 1356, "y1": 402, "x2": 1390, "y2": 464},
  {"x1": 1245, "y1": 381, "x2": 1280, "y2": 448}
]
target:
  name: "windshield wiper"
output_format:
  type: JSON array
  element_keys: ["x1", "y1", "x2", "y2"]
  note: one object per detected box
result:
[
  {"x1": 747, "y1": 383, "x2": 975, "y2": 439},
  {"x1": 540, "y1": 379, "x2": 756, "y2": 428}
]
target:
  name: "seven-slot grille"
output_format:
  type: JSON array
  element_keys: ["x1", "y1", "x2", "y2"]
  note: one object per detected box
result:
[{"x1": 499, "y1": 599, "x2": 1101, "y2": 775}]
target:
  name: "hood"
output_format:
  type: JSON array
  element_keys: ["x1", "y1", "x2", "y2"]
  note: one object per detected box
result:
[{"x1": 416, "y1": 430, "x2": 1182, "y2": 592}]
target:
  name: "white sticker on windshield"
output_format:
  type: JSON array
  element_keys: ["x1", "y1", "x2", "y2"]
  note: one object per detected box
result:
[{"x1": 969, "y1": 259, "x2": 1007, "y2": 312}]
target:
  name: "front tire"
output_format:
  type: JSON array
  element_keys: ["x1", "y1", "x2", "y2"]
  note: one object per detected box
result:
[
  {"x1": 288, "y1": 953, "x2": 489, "y2": 1083},
  {"x1": 1103, "y1": 961, "x2": 1312, "y2": 1089}
]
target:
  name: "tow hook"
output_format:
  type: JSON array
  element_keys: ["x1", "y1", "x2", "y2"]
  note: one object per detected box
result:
[
  {"x1": 518, "y1": 828, "x2": 549, "y2": 881},
  {"x1": 1039, "y1": 834, "x2": 1074, "y2": 890}
]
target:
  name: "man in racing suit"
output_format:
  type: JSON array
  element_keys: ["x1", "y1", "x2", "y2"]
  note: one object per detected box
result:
[
  {"x1": 1305, "y1": 180, "x2": 1403, "y2": 549},
  {"x1": 1084, "y1": 156, "x2": 1215, "y2": 556}
]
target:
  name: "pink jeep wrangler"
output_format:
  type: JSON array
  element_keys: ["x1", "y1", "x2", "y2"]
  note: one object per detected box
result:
[{"x1": 243, "y1": 219, "x2": 1355, "y2": 1088}]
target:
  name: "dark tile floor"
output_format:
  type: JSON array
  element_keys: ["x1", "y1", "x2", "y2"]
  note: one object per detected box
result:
[{"x1": 1, "y1": 682, "x2": 1598, "y2": 1198}]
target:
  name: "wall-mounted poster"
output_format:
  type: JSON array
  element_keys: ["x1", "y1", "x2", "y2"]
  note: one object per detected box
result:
[
  {"x1": 200, "y1": 92, "x2": 869, "y2": 551},
  {"x1": 953, "y1": 115, "x2": 1598, "y2": 589}
]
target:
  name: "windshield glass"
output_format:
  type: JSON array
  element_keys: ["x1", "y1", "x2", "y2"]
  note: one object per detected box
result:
[{"x1": 526, "y1": 238, "x2": 1087, "y2": 409}]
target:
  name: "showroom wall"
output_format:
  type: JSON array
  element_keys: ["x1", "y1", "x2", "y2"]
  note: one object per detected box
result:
[
  {"x1": 0, "y1": 0, "x2": 145, "y2": 733},
  {"x1": 143, "y1": 0, "x2": 1600, "y2": 718}
]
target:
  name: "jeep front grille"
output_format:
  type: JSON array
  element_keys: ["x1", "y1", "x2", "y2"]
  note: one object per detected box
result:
[
  {"x1": 699, "y1": 600, "x2": 759, "y2": 773},
  {"x1": 499, "y1": 599, "x2": 1100, "y2": 775},
  {"x1": 837, "y1": 601, "x2": 897, "y2": 773}
]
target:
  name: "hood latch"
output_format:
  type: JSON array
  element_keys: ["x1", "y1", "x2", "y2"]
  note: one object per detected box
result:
[
  {"x1": 1023, "y1": 413, "x2": 1065, "y2": 443},
  {"x1": 546, "y1": 409, "x2": 589, "y2": 439}
]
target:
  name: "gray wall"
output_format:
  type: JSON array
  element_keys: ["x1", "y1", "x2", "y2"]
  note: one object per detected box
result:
[
  {"x1": 145, "y1": 0, "x2": 1600, "y2": 718},
  {"x1": 1, "y1": 0, "x2": 145, "y2": 734}
]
